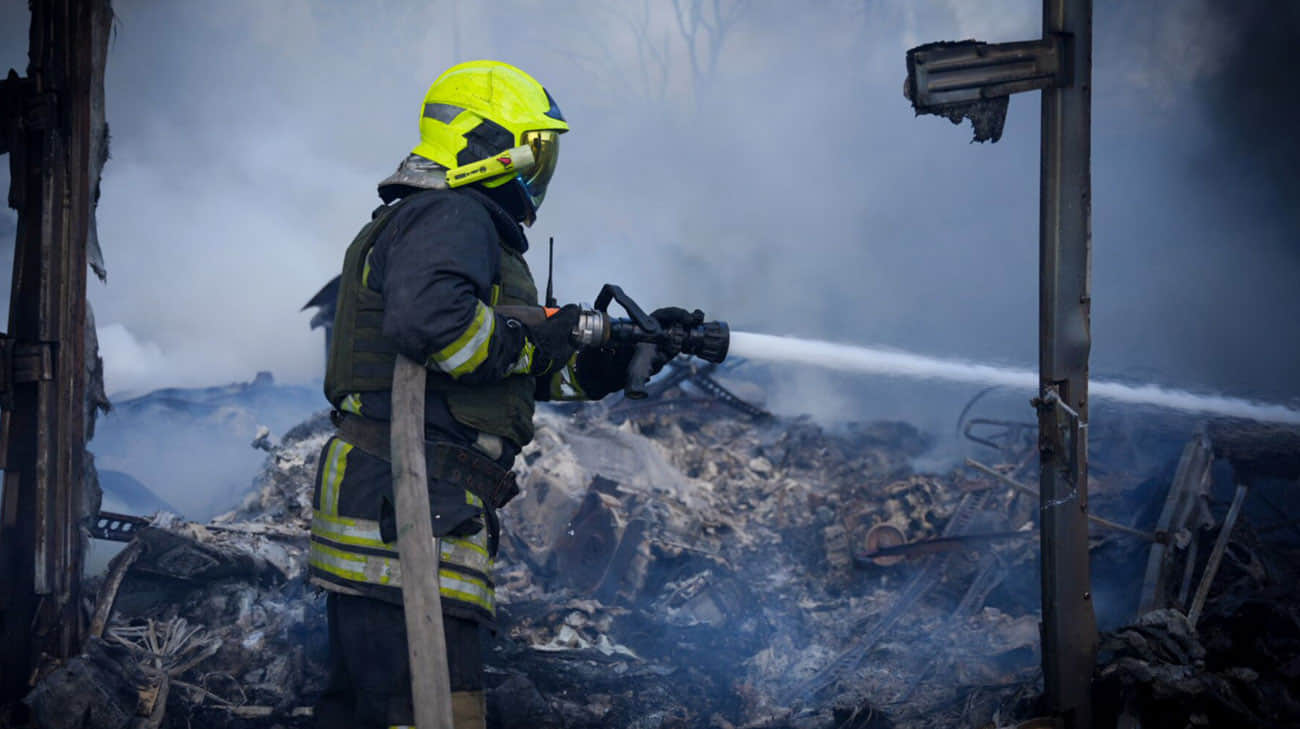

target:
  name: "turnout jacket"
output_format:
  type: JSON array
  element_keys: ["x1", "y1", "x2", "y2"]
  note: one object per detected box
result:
[{"x1": 310, "y1": 166, "x2": 584, "y2": 624}]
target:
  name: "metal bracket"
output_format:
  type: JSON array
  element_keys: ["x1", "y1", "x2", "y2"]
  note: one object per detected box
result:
[
  {"x1": 2, "y1": 70, "x2": 55, "y2": 209},
  {"x1": 906, "y1": 36, "x2": 1068, "y2": 109},
  {"x1": 904, "y1": 35, "x2": 1070, "y2": 142},
  {"x1": 1034, "y1": 386, "x2": 1086, "y2": 489},
  {"x1": 88, "y1": 511, "x2": 151, "y2": 543},
  {"x1": 0, "y1": 335, "x2": 56, "y2": 408}
]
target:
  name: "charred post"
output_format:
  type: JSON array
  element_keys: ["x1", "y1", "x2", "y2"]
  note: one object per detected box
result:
[{"x1": 0, "y1": 0, "x2": 113, "y2": 708}]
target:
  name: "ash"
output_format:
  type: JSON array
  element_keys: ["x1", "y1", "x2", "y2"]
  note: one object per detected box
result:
[{"x1": 28, "y1": 397, "x2": 1300, "y2": 729}]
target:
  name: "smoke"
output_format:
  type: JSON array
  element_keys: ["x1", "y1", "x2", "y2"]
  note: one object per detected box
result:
[
  {"x1": 96, "y1": 322, "x2": 220, "y2": 396},
  {"x1": 0, "y1": 1, "x2": 1295, "y2": 427}
]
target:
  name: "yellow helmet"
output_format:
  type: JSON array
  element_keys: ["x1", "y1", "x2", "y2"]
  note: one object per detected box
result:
[{"x1": 413, "y1": 60, "x2": 569, "y2": 217}]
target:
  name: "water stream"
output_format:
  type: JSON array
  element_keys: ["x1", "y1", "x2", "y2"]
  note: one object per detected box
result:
[{"x1": 730, "y1": 331, "x2": 1300, "y2": 425}]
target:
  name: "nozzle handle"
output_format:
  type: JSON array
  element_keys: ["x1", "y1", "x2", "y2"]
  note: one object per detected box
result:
[{"x1": 624, "y1": 341, "x2": 656, "y2": 399}]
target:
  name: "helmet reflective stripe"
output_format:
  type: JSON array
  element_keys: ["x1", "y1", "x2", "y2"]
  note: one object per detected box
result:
[{"x1": 423, "y1": 102, "x2": 465, "y2": 124}]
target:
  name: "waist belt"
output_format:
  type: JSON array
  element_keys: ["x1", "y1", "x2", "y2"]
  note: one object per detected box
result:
[{"x1": 332, "y1": 412, "x2": 520, "y2": 510}]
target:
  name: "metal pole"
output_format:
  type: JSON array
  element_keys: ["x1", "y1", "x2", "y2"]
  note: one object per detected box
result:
[{"x1": 1037, "y1": 0, "x2": 1097, "y2": 726}]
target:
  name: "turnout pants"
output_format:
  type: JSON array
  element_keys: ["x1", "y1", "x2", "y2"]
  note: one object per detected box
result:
[{"x1": 315, "y1": 593, "x2": 486, "y2": 729}]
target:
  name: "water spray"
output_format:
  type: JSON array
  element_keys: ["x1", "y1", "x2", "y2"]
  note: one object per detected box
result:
[{"x1": 730, "y1": 331, "x2": 1300, "y2": 425}]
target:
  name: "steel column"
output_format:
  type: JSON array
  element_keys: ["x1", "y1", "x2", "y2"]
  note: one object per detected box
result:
[{"x1": 1036, "y1": 0, "x2": 1097, "y2": 726}]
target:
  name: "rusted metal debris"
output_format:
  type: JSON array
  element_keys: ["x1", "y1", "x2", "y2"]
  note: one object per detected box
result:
[
  {"x1": 88, "y1": 510, "x2": 151, "y2": 543},
  {"x1": 855, "y1": 530, "x2": 1030, "y2": 563},
  {"x1": 966, "y1": 458, "x2": 1161, "y2": 542},
  {"x1": 602, "y1": 359, "x2": 772, "y2": 420}
]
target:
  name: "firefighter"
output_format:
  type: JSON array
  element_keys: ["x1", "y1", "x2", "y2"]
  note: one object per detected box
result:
[{"x1": 309, "y1": 60, "x2": 676, "y2": 729}]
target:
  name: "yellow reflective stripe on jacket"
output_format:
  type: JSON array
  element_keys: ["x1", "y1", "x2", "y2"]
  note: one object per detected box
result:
[
  {"x1": 311, "y1": 512, "x2": 491, "y2": 572},
  {"x1": 548, "y1": 352, "x2": 586, "y2": 400},
  {"x1": 311, "y1": 513, "x2": 391, "y2": 551},
  {"x1": 310, "y1": 539, "x2": 398, "y2": 585},
  {"x1": 308, "y1": 540, "x2": 494, "y2": 613},
  {"x1": 427, "y1": 301, "x2": 495, "y2": 378},
  {"x1": 509, "y1": 338, "x2": 535, "y2": 375},
  {"x1": 339, "y1": 393, "x2": 363, "y2": 415},
  {"x1": 361, "y1": 249, "x2": 375, "y2": 289},
  {"x1": 464, "y1": 489, "x2": 484, "y2": 510},
  {"x1": 437, "y1": 569, "x2": 495, "y2": 613},
  {"x1": 318, "y1": 439, "x2": 353, "y2": 515}
]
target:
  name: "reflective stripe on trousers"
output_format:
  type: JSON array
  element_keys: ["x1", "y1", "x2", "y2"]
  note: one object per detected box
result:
[{"x1": 310, "y1": 437, "x2": 495, "y2": 616}]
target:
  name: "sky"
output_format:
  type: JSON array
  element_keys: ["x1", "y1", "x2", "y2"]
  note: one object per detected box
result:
[{"x1": 1, "y1": 0, "x2": 1297, "y2": 429}]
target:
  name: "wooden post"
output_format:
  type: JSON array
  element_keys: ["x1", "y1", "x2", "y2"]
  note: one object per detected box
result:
[
  {"x1": 391, "y1": 355, "x2": 455, "y2": 729},
  {"x1": 0, "y1": 0, "x2": 111, "y2": 706}
]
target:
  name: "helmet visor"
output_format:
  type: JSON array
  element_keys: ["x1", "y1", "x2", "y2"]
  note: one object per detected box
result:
[{"x1": 520, "y1": 130, "x2": 560, "y2": 208}]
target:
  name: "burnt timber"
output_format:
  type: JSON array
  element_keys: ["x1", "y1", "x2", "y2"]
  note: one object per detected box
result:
[{"x1": 0, "y1": 0, "x2": 113, "y2": 711}]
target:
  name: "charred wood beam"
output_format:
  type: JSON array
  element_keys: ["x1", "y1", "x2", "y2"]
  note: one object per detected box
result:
[
  {"x1": 1137, "y1": 436, "x2": 1214, "y2": 615},
  {"x1": 0, "y1": 0, "x2": 113, "y2": 707},
  {"x1": 1186, "y1": 483, "x2": 1249, "y2": 628},
  {"x1": 1206, "y1": 419, "x2": 1300, "y2": 482}
]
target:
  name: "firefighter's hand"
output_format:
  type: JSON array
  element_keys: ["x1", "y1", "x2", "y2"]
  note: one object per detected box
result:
[
  {"x1": 575, "y1": 343, "x2": 672, "y2": 400},
  {"x1": 649, "y1": 306, "x2": 704, "y2": 359},
  {"x1": 650, "y1": 306, "x2": 705, "y2": 329},
  {"x1": 518, "y1": 304, "x2": 580, "y2": 376}
]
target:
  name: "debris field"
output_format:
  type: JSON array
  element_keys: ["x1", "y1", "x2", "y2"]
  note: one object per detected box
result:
[{"x1": 24, "y1": 381, "x2": 1300, "y2": 729}]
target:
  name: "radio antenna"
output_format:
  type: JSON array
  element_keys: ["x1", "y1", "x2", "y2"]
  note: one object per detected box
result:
[{"x1": 545, "y1": 236, "x2": 557, "y2": 307}]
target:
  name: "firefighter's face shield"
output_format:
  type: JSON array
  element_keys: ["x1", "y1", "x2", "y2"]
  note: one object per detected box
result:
[{"x1": 520, "y1": 130, "x2": 560, "y2": 209}]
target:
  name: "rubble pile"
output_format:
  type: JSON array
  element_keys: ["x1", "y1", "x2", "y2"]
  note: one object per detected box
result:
[
  {"x1": 1093, "y1": 559, "x2": 1300, "y2": 728},
  {"x1": 27, "y1": 415, "x2": 336, "y2": 729},
  {"x1": 32, "y1": 391, "x2": 1300, "y2": 729},
  {"x1": 492, "y1": 406, "x2": 1051, "y2": 728}
]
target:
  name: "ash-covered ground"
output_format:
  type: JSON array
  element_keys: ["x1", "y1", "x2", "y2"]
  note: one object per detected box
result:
[{"x1": 28, "y1": 378, "x2": 1300, "y2": 729}]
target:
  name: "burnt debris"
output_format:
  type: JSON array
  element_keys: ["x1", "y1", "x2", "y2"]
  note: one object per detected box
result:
[{"x1": 20, "y1": 393, "x2": 1300, "y2": 728}]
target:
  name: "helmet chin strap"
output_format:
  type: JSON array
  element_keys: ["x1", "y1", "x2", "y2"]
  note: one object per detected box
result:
[{"x1": 478, "y1": 177, "x2": 538, "y2": 226}]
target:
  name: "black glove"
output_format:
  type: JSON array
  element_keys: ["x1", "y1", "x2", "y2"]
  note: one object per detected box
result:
[
  {"x1": 572, "y1": 306, "x2": 704, "y2": 399},
  {"x1": 518, "y1": 303, "x2": 580, "y2": 376},
  {"x1": 575, "y1": 345, "x2": 672, "y2": 400},
  {"x1": 650, "y1": 306, "x2": 705, "y2": 329},
  {"x1": 649, "y1": 306, "x2": 705, "y2": 359}
]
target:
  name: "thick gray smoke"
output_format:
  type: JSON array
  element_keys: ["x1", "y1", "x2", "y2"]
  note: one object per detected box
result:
[{"x1": 0, "y1": 1, "x2": 1296, "y2": 439}]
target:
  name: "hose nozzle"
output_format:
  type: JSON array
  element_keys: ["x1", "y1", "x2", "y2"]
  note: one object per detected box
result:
[{"x1": 681, "y1": 320, "x2": 729, "y2": 363}]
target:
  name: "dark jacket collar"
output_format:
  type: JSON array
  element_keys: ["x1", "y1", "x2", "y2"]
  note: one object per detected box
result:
[{"x1": 377, "y1": 154, "x2": 529, "y2": 253}]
